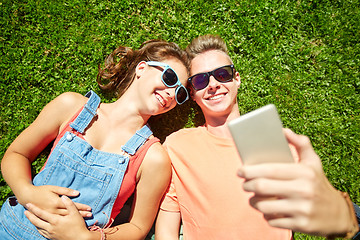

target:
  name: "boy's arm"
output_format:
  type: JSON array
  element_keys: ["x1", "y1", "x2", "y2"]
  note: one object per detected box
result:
[
  {"x1": 155, "y1": 209, "x2": 181, "y2": 240},
  {"x1": 155, "y1": 166, "x2": 181, "y2": 240}
]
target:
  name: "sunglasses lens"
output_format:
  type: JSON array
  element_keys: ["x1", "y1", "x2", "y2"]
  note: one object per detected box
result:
[
  {"x1": 213, "y1": 66, "x2": 233, "y2": 82},
  {"x1": 191, "y1": 74, "x2": 209, "y2": 90},
  {"x1": 163, "y1": 69, "x2": 178, "y2": 86},
  {"x1": 176, "y1": 86, "x2": 188, "y2": 104}
]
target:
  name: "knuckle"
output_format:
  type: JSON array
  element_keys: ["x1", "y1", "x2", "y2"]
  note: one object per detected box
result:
[
  {"x1": 297, "y1": 180, "x2": 316, "y2": 199},
  {"x1": 302, "y1": 165, "x2": 317, "y2": 181},
  {"x1": 296, "y1": 216, "x2": 311, "y2": 230},
  {"x1": 299, "y1": 135, "x2": 311, "y2": 146},
  {"x1": 253, "y1": 179, "x2": 268, "y2": 193}
]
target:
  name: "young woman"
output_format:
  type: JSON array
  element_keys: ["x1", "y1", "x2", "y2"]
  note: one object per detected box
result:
[{"x1": 0, "y1": 39, "x2": 189, "y2": 240}]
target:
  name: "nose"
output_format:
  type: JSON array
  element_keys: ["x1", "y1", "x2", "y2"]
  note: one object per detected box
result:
[
  {"x1": 164, "y1": 87, "x2": 176, "y2": 100},
  {"x1": 207, "y1": 75, "x2": 220, "y2": 90}
]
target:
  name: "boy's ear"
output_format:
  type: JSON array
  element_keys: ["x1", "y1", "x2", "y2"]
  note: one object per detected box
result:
[{"x1": 234, "y1": 71, "x2": 241, "y2": 89}]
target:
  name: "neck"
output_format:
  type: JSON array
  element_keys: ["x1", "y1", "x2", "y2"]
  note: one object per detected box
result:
[
  {"x1": 99, "y1": 94, "x2": 150, "y2": 132},
  {"x1": 203, "y1": 105, "x2": 240, "y2": 138}
]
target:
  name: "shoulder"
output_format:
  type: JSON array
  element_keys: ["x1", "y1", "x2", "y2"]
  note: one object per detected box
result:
[
  {"x1": 47, "y1": 92, "x2": 87, "y2": 114},
  {"x1": 164, "y1": 127, "x2": 203, "y2": 145},
  {"x1": 51, "y1": 92, "x2": 88, "y2": 109},
  {"x1": 39, "y1": 92, "x2": 89, "y2": 126},
  {"x1": 140, "y1": 142, "x2": 171, "y2": 175},
  {"x1": 144, "y1": 142, "x2": 170, "y2": 166}
]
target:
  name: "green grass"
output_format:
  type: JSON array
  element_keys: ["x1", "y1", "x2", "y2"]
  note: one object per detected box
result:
[{"x1": 1, "y1": 0, "x2": 359, "y2": 239}]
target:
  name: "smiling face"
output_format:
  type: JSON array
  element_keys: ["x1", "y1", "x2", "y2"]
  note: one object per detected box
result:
[
  {"x1": 190, "y1": 50, "x2": 241, "y2": 120},
  {"x1": 136, "y1": 58, "x2": 189, "y2": 116}
]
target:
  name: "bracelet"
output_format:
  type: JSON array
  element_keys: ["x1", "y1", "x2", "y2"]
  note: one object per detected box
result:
[
  {"x1": 88, "y1": 212, "x2": 113, "y2": 240},
  {"x1": 328, "y1": 191, "x2": 359, "y2": 239},
  {"x1": 89, "y1": 226, "x2": 106, "y2": 240},
  {"x1": 99, "y1": 229, "x2": 106, "y2": 240}
]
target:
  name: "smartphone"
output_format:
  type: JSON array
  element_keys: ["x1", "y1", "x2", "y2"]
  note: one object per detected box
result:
[{"x1": 228, "y1": 104, "x2": 294, "y2": 165}]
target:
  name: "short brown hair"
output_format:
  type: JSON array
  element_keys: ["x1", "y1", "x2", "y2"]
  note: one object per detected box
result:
[{"x1": 186, "y1": 34, "x2": 228, "y2": 61}]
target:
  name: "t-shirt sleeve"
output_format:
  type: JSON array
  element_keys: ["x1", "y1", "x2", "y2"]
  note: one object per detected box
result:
[{"x1": 159, "y1": 169, "x2": 180, "y2": 212}]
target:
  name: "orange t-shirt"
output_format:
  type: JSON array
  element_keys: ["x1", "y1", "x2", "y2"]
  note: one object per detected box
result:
[{"x1": 161, "y1": 126, "x2": 292, "y2": 240}]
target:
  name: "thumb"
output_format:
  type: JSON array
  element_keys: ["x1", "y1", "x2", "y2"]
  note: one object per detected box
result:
[{"x1": 283, "y1": 128, "x2": 323, "y2": 169}]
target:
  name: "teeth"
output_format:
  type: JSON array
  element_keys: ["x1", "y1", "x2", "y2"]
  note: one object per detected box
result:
[
  {"x1": 208, "y1": 94, "x2": 225, "y2": 100},
  {"x1": 156, "y1": 94, "x2": 165, "y2": 106}
]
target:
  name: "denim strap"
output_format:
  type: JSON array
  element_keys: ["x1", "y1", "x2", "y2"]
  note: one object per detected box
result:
[
  {"x1": 69, "y1": 90, "x2": 152, "y2": 155},
  {"x1": 121, "y1": 124, "x2": 153, "y2": 155},
  {"x1": 70, "y1": 91, "x2": 101, "y2": 134}
]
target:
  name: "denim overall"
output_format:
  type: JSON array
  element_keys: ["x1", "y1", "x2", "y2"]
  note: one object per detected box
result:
[{"x1": 0, "y1": 91, "x2": 153, "y2": 239}]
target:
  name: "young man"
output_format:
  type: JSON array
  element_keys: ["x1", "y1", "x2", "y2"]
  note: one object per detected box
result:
[
  {"x1": 155, "y1": 34, "x2": 293, "y2": 239},
  {"x1": 155, "y1": 34, "x2": 359, "y2": 240}
]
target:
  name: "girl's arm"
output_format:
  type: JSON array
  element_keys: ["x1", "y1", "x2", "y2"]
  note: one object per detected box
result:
[
  {"x1": 1, "y1": 92, "x2": 91, "y2": 215},
  {"x1": 25, "y1": 141, "x2": 172, "y2": 240},
  {"x1": 106, "y1": 142, "x2": 172, "y2": 239}
]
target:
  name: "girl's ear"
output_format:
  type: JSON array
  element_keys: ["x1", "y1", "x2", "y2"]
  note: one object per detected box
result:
[{"x1": 135, "y1": 61, "x2": 147, "y2": 78}]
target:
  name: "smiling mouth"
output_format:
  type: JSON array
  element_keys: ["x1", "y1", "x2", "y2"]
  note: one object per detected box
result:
[
  {"x1": 207, "y1": 93, "x2": 226, "y2": 100},
  {"x1": 155, "y1": 93, "x2": 166, "y2": 107}
]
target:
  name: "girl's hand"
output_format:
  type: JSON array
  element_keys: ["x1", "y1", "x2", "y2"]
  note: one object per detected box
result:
[
  {"x1": 20, "y1": 185, "x2": 92, "y2": 218},
  {"x1": 25, "y1": 196, "x2": 95, "y2": 240}
]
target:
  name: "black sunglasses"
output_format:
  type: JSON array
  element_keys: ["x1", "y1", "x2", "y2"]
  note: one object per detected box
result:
[
  {"x1": 147, "y1": 61, "x2": 189, "y2": 105},
  {"x1": 188, "y1": 65, "x2": 235, "y2": 90}
]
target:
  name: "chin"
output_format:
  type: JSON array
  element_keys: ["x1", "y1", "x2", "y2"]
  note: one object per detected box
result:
[{"x1": 203, "y1": 100, "x2": 230, "y2": 111}]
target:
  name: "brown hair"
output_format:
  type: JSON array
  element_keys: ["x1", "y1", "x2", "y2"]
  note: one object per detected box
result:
[
  {"x1": 97, "y1": 40, "x2": 189, "y2": 98},
  {"x1": 185, "y1": 34, "x2": 229, "y2": 61}
]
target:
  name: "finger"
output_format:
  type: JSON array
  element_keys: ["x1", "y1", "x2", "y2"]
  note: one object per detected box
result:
[
  {"x1": 238, "y1": 163, "x2": 310, "y2": 181},
  {"x1": 24, "y1": 210, "x2": 52, "y2": 239},
  {"x1": 50, "y1": 186, "x2": 80, "y2": 197},
  {"x1": 242, "y1": 178, "x2": 285, "y2": 196},
  {"x1": 24, "y1": 205, "x2": 53, "y2": 229},
  {"x1": 53, "y1": 201, "x2": 92, "y2": 217},
  {"x1": 50, "y1": 208, "x2": 89, "y2": 217},
  {"x1": 79, "y1": 210, "x2": 93, "y2": 218},
  {"x1": 53, "y1": 208, "x2": 69, "y2": 216},
  {"x1": 249, "y1": 197, "x2": 304, "y2": 216},
  {"x1": 266, "y1": 216, "x2": 300, "y2": 231},
  {"x1": 283, "y1": 129, "x2": 322, "y2": 169},
  {"x1": 61, "y1": 196, "x2": 80, "y2": 215},
  {"x1": 266, "y1": 216, "x2": 317, "y2": 236},
  {"x1": 74, "y1": 202, "x2": 92, "y2": 212},
  {"x1": 243, "y1": 177, "x2": 314, "y2": 199},
  {"x1": 74, "y1": 201, "x2": 92, "y2": 218},
  {"x1": 54, "y1": 203, "x2": 92, "y2": 217}
]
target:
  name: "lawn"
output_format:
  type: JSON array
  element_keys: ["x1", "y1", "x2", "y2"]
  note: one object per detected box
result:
[{"x1": 1, "y1": 0, "x2": 359, "y2": 239}]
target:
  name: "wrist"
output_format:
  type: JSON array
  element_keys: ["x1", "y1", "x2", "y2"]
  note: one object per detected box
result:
[
  {"x1": 327, "y1": 191, "x2": 359, "y2": 239},
  {"x1": 14, "y1": 183, "x2": 36, "y2": 205},
  {"x1": 82, "y1": 230, "x2": 103, "y2": 240}
]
